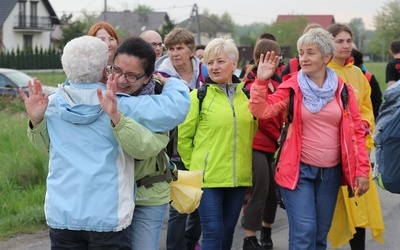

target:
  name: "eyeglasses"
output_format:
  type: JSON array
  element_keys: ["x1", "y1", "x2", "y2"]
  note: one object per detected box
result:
[
  {"x1": 110, "y1": 66, "x2": 146, "y2": 83},
  {"x1": 150, "y1": 42, "x2": 164, "y2": 49}
]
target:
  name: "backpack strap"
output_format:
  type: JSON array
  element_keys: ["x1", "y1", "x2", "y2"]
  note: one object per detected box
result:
[
  {"x1": 364, "y1": 71, "x2": 372, "y2": 82},
  {"x1": 275, "y1": 88, "x2": 295, "y2": 164},
  {"x1": 289, "y1": 58, "x2": 300, "y2": 73},
  {"x1": 341, "y1": 83, "x2": 349, "y2": 110},
  {"x1": 197, "y1": 84, "x2": 209, "y2": 116},
  {"x1": 136, "y1": 150, "x2": 177, "y2": 188}
]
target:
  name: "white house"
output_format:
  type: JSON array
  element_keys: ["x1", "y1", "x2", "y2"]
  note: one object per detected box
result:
[{"x1": 0, "y1": 0, "x2": 60, "y2": 54}]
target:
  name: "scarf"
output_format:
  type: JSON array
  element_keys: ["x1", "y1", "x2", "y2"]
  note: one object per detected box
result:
[
  {"x1": 137, "y1": 77, "x2": 155, "y2": 96},
  {"x1": 297, "y1": 68, "x2": 338, "y2": 113}
]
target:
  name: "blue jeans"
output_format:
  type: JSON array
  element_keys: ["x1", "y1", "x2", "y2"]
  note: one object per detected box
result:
[
  {"x1": 49, "y1": 225, "x2": 132, "y2": 249},
  {"x1": 131, "y1": 204, "x2": 167, "y2": 250},
  {"x1": 198, "y1": 187, "x2": 247, "y2": 250},
  {"x1": 279, "y1": 162, "x2": 342, "y2": 250}
]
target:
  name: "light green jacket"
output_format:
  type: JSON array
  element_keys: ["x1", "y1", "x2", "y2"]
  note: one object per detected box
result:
[{"x1": 178, "y1": 83, "x2": 257, "y2": 188}]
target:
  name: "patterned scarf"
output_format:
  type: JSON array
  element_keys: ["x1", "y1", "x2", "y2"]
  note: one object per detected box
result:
[
  {"x1": 297, "y1": 67, "x2": 338, "y2": 113},
  {"x1": 137, "y1": 77, "x2": 155, "y2": 96}
]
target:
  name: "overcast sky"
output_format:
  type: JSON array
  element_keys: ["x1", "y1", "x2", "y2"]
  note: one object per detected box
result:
[{"x1": 48, "y1": 0, "x2": 384, "y2": 30}]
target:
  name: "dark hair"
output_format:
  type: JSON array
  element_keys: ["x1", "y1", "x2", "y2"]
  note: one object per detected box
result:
[
  {"x1": 390, "y1": 39, "x2": 400, "y2": 54},
  {"x1": 327, "y1": 23, "x2": 353, "y2": 38},
  {"x1": 114, "y1": 37, "x2": 155, "y2": 76},
  {"x1": 195, "y1": 45, "x2": 206, "y2": 51},
  {"x1": 351, "y1": 49, "x2": 363, "y2": 68},
  {"x1": 258, "y1": 33, "x2": 276, "y2": 41},
  {"x1": 254, "y1": 39, "x2": 281, "y2": 66}
]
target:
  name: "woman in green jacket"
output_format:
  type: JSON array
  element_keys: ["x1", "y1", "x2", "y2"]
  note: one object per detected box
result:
[{"x1": 178, "y1": 38, "x2": 257, "y2": 250}]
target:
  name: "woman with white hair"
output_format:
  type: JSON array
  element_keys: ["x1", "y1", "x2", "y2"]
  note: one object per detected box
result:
[
  {"x1": 178, "y1": 38, "x2": 257, "y2": 250},
  {"x1": 249, "y1": 28, "x2": 370, "y2": 250},
  {"x1": 19, "y1": 35, "x2": 190, "y2": 249}
]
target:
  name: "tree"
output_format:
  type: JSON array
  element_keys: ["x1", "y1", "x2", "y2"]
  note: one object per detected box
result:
[
  {"x1": 348, "y1": 18, "x2": 366, "y2": 50},
  {"x1": 370, "y1": 0, "x2": 400, "y2": 61},
  {"x1": 134, "y1": 4, "x2": 153, "y2": 13},
  {"x1": 268, "y1": 17, "x2": 308, "y2": 58}
]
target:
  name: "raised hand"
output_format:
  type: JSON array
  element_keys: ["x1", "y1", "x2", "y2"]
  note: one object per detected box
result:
[
  {"x1": 97, "y1": 73, "x2": 121, "y2": 125},
  {"x1": 257, "y1": 51, "x2": 280, "y2": 81},
  {"x1": 19, "y1": 77, "x2": 49, "y2": 126}
]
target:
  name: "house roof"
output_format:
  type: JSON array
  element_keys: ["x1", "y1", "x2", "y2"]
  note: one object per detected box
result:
[
  {"x1": 0, "y1": 0, "x2": 60, "y2": 28},
  {"x1": 177, "y1": 14, "x2": 231, "y2": 33},
  {"x1": 276, "y1": 15, "x2": 335, "y2": 29},
  {"x1": 42, "y1": 0, "x2": 61, "y2": 25},
  {"x1": 0, "y1": 0, "x2": 18, "y2": 28},
  {"x1": 96, "y1": 11, "x2": 169, "y2": 36}
]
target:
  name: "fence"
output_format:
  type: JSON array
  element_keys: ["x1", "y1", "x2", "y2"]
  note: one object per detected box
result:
[{"x1": 0, "y1": 47, "x2": 62, "y2": 70}]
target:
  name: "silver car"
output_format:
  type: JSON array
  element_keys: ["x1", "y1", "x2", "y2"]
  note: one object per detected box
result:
[{"x1": 0, "y1": 68, "x2": 57, "y2": 97}]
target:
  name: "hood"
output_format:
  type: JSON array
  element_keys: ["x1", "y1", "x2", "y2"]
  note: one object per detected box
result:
[
  {"x1": 155, "y1": 55, "x2": 202, "y2": 90},
  {"x1": 328, "y1": 58, "x2": 354, "y2": 69},
  {"x1": 53, "y1": 82, "x2": 106, "y2": 125}
]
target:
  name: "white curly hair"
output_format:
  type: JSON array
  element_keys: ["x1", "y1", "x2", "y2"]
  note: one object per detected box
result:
[{"x1": 61, "y1": 35, "x2": 108, "y2": 83}]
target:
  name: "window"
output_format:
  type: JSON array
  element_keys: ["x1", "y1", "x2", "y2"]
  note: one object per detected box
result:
[
  {"x1": 18, "y1": 0, "x2": 27, "y2": 27},
  {"x1": 30, "y1": 1, "x2": 38, "y2": 27},
  {"x1": 23, "y1": 35, "x2": 33, "y2": 50}
]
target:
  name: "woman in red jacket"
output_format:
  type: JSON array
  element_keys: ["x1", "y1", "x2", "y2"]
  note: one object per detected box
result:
[{"x1": 249, "y1": 28, "x2": 370, "y2": 250}]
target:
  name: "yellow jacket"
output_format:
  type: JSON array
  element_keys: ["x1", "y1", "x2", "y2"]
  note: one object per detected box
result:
[{"x1": 328, "y1": 60, "x2": 375, "y2": 149}]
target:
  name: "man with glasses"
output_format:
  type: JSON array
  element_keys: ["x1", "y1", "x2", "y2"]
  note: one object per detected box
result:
[{"x1": 140, "y1": 30, "x2": 164, "y2": 60}]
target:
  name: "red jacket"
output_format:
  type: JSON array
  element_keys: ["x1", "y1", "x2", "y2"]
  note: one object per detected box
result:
[
  {"x1": 249, "y1": 72, "x2": 370, "y2": 192},
  {"x1": 244, "y1": 69, "x2": 283, "y2": 153}
]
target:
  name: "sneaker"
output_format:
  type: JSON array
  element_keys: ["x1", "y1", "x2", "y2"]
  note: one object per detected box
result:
[
  {"x1": 194, "y1": 242, "x2": 201, "y2": 250},
  {"x1": 243, "y1": 236, "x2": 263, "y2": 250}
]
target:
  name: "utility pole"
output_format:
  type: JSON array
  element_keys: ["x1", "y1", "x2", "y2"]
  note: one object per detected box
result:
[
  {"x1": 104, "y1": 0, "x2": 107, "y2": 21},
  {"x1": 189, "y1": 4, "x2": 201, "y2": 45}
]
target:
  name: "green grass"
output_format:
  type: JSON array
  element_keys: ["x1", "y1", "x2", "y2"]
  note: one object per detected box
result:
[
  {"x1": 364, "y1": 62, "x2": 386, "y2": 93},
  {"x1": 0, "y1": 97, "x2": 49, "y2": 239},
  {"x1": 26, "y1": 71, "x2": 66, "y2": 87}
]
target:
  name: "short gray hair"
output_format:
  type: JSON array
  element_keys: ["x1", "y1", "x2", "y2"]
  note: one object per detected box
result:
[
  {"x1": 61, "y1": 36, "x2": 108, "y2": 83},
  {"x1": 204, "y1": 38, "x2": 238, "y2": 63},
  {"x1": 297, "y1": 28, "x2": 335, "y2": 58}
]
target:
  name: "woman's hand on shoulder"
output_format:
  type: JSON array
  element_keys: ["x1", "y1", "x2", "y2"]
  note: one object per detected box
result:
[{"x1": 257, "y1": 51, "x2": 280, "y2": 81}]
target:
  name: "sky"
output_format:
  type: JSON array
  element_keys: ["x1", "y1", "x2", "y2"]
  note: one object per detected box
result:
[{"x1": 48, "y1": 0, "x2": 385, "y2": 30}]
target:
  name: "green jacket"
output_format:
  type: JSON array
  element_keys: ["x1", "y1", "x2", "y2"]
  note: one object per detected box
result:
[
  {"x1": 133, "y1": 150, "x2": 171, "y2": 206},
  {"x1": 178, "y1": 82, "x2": 256, "y2": 188}
]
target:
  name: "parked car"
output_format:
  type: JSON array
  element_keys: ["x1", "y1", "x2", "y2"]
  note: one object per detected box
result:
[{"x1": 0, "y1": 68, "x2": 57, "y2": 97}]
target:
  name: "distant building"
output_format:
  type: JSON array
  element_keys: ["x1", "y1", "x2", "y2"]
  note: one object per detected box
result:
[
  {"x1": 96, "y1": 11, "x2": 170, "y2": 37},
  {"x1": 0, "y1": 0, "x2": 60, "y2": 54},
  {"x1": 276, "y1": 15, "x2": 335, "y2": 29},
  {"x1": 177, "y1": 14, "x2": 232, "y2": 45}
]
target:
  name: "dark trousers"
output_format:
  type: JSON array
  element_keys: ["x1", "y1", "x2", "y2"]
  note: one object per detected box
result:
[
  {"x1": 242, "y1": 150, "x2": 278, "y2": 230},
  {"x1": 49, "y1": 225, "x2": 132, "y2": 250}
]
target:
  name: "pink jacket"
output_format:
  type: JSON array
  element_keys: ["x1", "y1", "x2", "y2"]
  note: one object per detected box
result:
[{"x1": 249, "y1": 72, "x2": 370, "y2": 192}]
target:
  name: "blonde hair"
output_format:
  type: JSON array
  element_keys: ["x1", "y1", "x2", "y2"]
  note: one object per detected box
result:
[{"x1": 204, "y1": 38, "x2": 238, "y2": 63}]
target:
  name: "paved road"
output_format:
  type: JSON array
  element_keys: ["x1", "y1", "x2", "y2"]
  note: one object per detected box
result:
[{"x1": 1, "y1": 187, "x2": 399, "y2": 250}]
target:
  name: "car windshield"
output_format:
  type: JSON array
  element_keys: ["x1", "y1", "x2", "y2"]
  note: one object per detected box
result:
[{"x1": 4, "y1": 71, "x2": 32, "y2": 87}]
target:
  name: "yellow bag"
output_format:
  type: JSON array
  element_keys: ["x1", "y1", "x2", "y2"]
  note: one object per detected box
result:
[{"x1": 170, "y1": 170, "x2": 203, "y2": 214}]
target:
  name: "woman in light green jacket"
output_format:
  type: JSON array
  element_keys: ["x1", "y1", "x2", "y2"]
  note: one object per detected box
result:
[{"x1": 178, "y1": 38, "x2": 257, "y2": 250}]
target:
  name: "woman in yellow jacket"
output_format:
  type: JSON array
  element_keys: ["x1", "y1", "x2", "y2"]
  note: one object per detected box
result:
[{"x1": 327, "y1": 23, "x2": 385, "y2": 249}]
